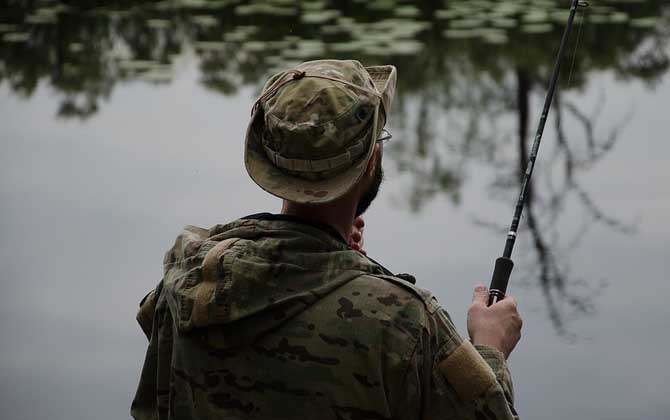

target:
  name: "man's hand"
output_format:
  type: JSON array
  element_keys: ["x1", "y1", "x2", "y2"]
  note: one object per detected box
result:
[
  {"x1": 348, "y1": 216, "x2": 366, "y2": 255},
  {"x1": 467, "y1": 285, "x2": 523, "y2": 359}
]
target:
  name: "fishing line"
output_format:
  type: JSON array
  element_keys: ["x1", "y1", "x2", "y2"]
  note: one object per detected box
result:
[
  {"x1": 566, "y1": 6, "x2": 586, "y2": 89},
  {"x1": 487, "y1": 0, "x2": 589, "y2": 306}
]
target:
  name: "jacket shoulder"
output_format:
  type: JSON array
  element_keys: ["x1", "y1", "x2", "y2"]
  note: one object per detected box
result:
[
  {"x1": 337, "y1": 274, "x2": 441, "y2": 333},
  {"x1": 366, "y1": 273, "x2": 441, "y2": 314}
]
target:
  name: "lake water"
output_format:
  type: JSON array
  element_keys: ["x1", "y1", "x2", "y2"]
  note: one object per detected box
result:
[{"x1": 1, "y1": 1, "x2": 669, "y2": 419}]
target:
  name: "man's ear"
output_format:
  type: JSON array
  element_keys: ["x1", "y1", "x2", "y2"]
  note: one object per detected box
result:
[{"x1": 365, "y1": 143, "x2": 380, "y2": 177}]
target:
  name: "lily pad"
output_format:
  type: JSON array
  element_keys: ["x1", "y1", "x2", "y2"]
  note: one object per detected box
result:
[
  {"x1": 191, "y1": 15, "x2": 219, "y2": 27},
  {"x1": 521, "y1": 23, "x2": 554, "y2": 34},
  {"x1": 450, "y1": 18, "x2": 485, "y2": 29},
  {"x1": 367, "y1": 0, "x2": 396, "y2": 12},
  {"x1": 25, "y1": 13, "x2": 58, "y2": 25},
  {"x1": 435, "y1": 10, "x2": 461, "y2": 20},
  {"x1": 629, "y1": 17, "x2": 657, "y2": 28},
  {"x1": 588, "y1": 15, "x2": 610, "y2": 24},
  {"x1": 444, "y1": 29, "x2": 479, "y2": 39},
  {"x1": 235, "y1": 3, "x2": 297, "y2": 17},
  {"x1": 146, "y1": 19, "x2": 171, "y2": 29},
  {"x1": 387, "y1": 40, "x2": 424, "y2": 55},
  {"x1": 523, "y1": 10, "x2": 549, "y2": 24},
  {"x1": 480, "y1": 28, "x2": 509, "y2": 44},
  {"x1": 490, "y1": 17, "x2": 517, "y2": 29},
  {"x1": 0, "y1": 24, "x2": 19, "y2": 33},
  {"x1": 69, "y1": 43, "x2": 84, "y2": 53},
  {"x1": 243, "y1": 41, "x2": 268, "y2": 52},
  {"x1": 302, "y1": 1, "x2": 328, "y2": 11},
  {"x1": 194, "y1": 41, "x2": 228, "y2": 51},
  {"x1": 302, "y1": 10, "x2": 341, "y2": 24},
  {"x1": 321, "y1": 25, "x2": 346, "y2": 36},
  {"x1": 2, "y1": 32, "x2": 30, "y2": 43},
  {"x1": 395, "y1": 6, "x2": 421, "y2": 18},
  {"x1": 609, "y1": 12, "x2": 629, "y2": 23}
]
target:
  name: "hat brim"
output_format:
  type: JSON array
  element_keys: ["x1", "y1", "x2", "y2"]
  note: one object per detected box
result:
[{"x1": 244, "y1": 64, "x2": 396, "y2": 205}]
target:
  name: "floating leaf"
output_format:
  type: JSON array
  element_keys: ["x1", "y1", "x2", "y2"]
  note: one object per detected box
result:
[
  {"x1": 491, "y1": 17, "x2": 517, "y2": 28},
  {"x1": 521, "y1": 23, "x2": 553, "y2": 33},
  {"x1": 244, "y1": 41, "x2": 269, "y2": 52},
  {"x1": 69, "y1": 43, "x2": 84, "y2": 53},
  {"x1": 0, "y1": 24, "x2": 19, "y2": 33},
  {"x1": 629, "y1": 17, "x2": 657, "y2": 28},
  {"x1": 395, "y1": 5, "x2": 421, "y2": 18},
  {"x1": 146, "y1": 19, "x2": 171, "y2": 29},
  {"x1": 302, "y1": 10, "x2": 340, "y2": 24},
  {"x1": 194, "y1": 41, "x2": 228, "y2": 51},
  {"x1": 435, "y1": 10, "x2": 461, "y2": 19},
  {"x1": 235, "y1": 3, "x2": 297, "y2": 17},
  {"x1": 387, "y1": 40, "x2": 424, "y2": 55},
  {"x1": 444, "y1": 29, "x2": 479, "y2": 39},
  {"x1": 368, "y1": 0, "x2": 396, "y2": 12},
  {"x1": 191, "y1": 15, "x2": 219, "y2": 27},
  {"x1": 588, "y1": 14, "x2": 610, "y2": 24},
  {"x1": 480, "y1": 28, "x2": 509, "y2": 44},
  {"x1": 450, "y1": 18, "x2": 485, "y2": 29},
  {"x1": 523, "y1": 10, "x2": 549, "y2": 24},
  {"x1": 321, "y1": 25, "x2": 346, "y2": 35},
  {"x1": 25, "y1": 13, "x2": 57, "y2": 25},
  {"x1": 2, "y1": 32, "x2": 30, "y2": 42},
  {"x1": 302, "y1": 1, "x2": 328, "y2": 11},
  {"x1": 609, "y1": 12, "x2": 629, "y2": 23}
]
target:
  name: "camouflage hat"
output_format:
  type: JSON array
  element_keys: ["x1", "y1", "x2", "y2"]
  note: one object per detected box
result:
[{"x1": 245, "y1": 59, "x2": 397, "y2": 204}]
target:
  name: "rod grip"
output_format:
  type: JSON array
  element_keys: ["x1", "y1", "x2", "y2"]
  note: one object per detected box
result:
[{"x1": 488, "y1": 257, "x2": 514, "y2": 306}]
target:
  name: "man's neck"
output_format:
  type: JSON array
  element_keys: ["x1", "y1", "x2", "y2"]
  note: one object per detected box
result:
[{"x1": 281, "y1": 200, "x2": 356, "y2": 243}]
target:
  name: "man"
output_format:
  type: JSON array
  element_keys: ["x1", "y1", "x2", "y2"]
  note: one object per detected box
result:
[{"x1": 131, "y1": 59, "x2": 522, "y2": 419}]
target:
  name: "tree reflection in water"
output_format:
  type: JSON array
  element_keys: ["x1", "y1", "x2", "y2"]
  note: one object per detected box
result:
[{"x1": 1, "y1": 0, "x2": 668, "y2": 333}]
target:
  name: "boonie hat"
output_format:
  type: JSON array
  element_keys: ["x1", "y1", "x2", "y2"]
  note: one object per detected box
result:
[{"x1": 244, "y1": 59, "x2": 397, "y2": 204}]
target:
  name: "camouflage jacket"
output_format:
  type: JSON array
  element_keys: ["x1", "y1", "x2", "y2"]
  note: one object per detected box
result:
[{"x1": 131, "y1": 214, "x2": 518, "y2": 420}]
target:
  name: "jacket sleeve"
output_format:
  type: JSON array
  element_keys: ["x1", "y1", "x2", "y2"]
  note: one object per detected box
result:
[
  {"x1": 136, "y1": 290, "x2": 157, "y2": 340},
  {"x1": 418, "y1": 308, "x2": 519, "y2": 420},
  {"x1": 131, "y1": 281, "x2": 173, "y2": 420}
]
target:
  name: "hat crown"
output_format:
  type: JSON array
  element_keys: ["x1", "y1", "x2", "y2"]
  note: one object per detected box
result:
[
  {"x1": 262, "y1": 60, "x2": 380, "y2": 166},
  {"x1": 244, "y1": 59, "x2": 396, "y2": 204}
]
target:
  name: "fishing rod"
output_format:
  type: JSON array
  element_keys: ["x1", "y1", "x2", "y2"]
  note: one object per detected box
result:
[{"x1": 488, "y1": 0, "x2": 589, "y2": 306}]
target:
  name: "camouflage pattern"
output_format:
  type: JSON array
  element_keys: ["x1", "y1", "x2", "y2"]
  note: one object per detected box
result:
[
  {"x1": 131, "y1": 217, "x2": 518, "y2": 419},
  {"x1": 245, "y1": 60, "x2": 397, "y2": 204}
]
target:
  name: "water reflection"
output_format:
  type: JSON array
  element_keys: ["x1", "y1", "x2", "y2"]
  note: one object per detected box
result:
[{"x1": 1, "y1": 0, "x2": 668, "y2": 332}]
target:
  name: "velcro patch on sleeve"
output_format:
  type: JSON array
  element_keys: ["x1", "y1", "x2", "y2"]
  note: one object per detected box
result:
[{"x1": 438, "y1": 341, "x2": 497, "y2": 402}]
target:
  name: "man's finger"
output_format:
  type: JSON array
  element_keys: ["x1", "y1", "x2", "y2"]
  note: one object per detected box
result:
[
  {"x1": 353, "y1": 216, "x2": 365, "y2": 229},
  {"x1": 472, "y1": 284, "x2": 489, "y2": 306},
  {"x1": 501, "y1": 296, "x2": 517, "y2": 310}
]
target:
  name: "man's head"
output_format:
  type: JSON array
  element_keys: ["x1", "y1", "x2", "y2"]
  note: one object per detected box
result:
[{"x1": 244, "y1": 59, "x2": 396, "y2": 214}]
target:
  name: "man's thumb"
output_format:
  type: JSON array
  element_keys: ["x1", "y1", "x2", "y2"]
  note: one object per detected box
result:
[{"x1": 472, "y1": 284, "x2": 489, "y2": 305}]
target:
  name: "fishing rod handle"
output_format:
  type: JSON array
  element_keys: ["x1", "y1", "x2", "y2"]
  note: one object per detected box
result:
[{"x1": 488, "y1": 257, "x2": 514, "y2": 306}]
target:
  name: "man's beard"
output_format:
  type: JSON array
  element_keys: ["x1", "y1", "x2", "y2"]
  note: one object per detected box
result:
[{"x1": 355, "y1": 158, "x2": 384, "y2": 217}]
